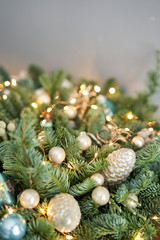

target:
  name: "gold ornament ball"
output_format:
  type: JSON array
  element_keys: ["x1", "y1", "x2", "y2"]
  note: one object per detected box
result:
[
  {"x1": 91, "y1": 173, "x2": 104, "y2": 186},
  {"x1": 20, "y1": 189, "x2": 40, "y2": 209},
  {"x1": 131, "y1": 136, "x2": 145, "y2": 148},
  {"x1": 7, "y1": 122, "x2": 16, "y2": 132},
  {"x1": 49, "y1": 146, "x2": 66, "y2": 164},
  {"x1": 126, "y1": 194, "x2": 138, "y2": 209},
  {"x1": 0, "y1": 121, "x2": 6, "y2": 129},
  {"x1": 77, "y1": 133, "x2": 92, "y2": 151},
  {"x1": 0, "y1": 128, "x2": 6, "y2": 137},
  {"x1": 64, "y1": 106, "x2": 77, "y2": 119},
  {"x1": 91, "y1": 186, "x2": 110, "y2": 206},
  {"x1": 47, "y1": 193, "x2": 81, "y2": 233}
]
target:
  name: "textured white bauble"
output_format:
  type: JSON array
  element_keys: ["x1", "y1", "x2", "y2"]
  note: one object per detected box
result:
[
  {"x1": 0, "y1": 121, "x2": 6, "y2": 129},
  {"x1": 35, "y1": 88, "x2": 51, "y2": 105},
  {"x1": 7, "y1": 122, "x2": 16, "y2": 132},
  {"x1": 131, "y1": 136, "x2": 145, "y2": 148},
  {"x1": 126, "y1": 194, "x2": 138, "y2": 209},
  {"x1": 64, "y1": 106, "x2": 77, "y2": 119},
  {"x1": 91, "y1": 173, "x2": 104, "y2": 186},
  {"x1": 103, "y1": 148, "x2": 136, "y2": 185},
  {"x1": 47, "y1": 193, "x2": 81, "y2": 233},
  {"x1": 77, "y1": 133, "x2": 92, "y2": 151},
  {"x1": 49, "y1": 147, "x2": 66, "y2": 164},
  {"x1": 0, "y1": 128, "x2": 6, "y2": 137},
  {"x1": 20, "y1": 189, "x2": 40, "y2": 209},
  {"x1": 91, "y1": 186, "x2": 110, "y2": 206}
]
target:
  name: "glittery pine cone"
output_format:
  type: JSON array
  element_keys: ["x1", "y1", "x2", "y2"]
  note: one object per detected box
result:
[{"x1": 103, "y1": 148, "x2": 136, "y2": 185}]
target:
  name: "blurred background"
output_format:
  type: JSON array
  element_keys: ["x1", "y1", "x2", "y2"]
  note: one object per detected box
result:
[{"x1": 0, "y1": 0, "x2": 160, "y2": 117}]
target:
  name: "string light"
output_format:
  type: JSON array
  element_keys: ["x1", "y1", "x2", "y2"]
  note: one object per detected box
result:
[
  {"x1": 94, "y1": 85, "x2": 101, "y2": 93},
  {"x1": 94, "y1": 152, "x2": 98, "y2": 158},
  {"x1": 127, "y1": 112, "x2": 134, "y2": 120},
  {"x1": 149, "y1": 127, "x2": 153, "y2": 132},
  {"x1": 80, "y1": 84, "x2": 86, "y2": 91},
  {"x1": 70, "y1": 98, "x2": 76, "y2": 104},
  {"x1": 125, "y1": 128, "x2": 130, "y2": 131},
  {"x1": 66, "y1": 235, "x2": 73, "y2": 239},
  {"x1": 91, "y1": 105, "x2": 98, "y2": 109},
  {"x1": 109, "y1": 87, "x2": 116, "y2": 94},
  {"x1": 2, "y1": 95, "x2": 7, "y2": 100},
  {"x1": 4, "y1": 81, "x2": 10, "y2": 87},
  {"x1": 31, "y1": 102, "x2": 38, "y2": 109},
  {"x1": 0, "y1": 83, "x2": 3, "y2": 89},
  {"x1": 8, "y1": 208, "x2": 15, "y2": 214},
  {"x1": 11, "y1": 79, "x2": 17, "y2": 87},
  {"x1": 106, "y1": 116, "x2": 112, "y2": 121},
  {"x1": 47, "y1": 107, "x2": 52, "y2": 113},
  {"x1": 82, "y1": 90, "x2": 89, "y2": 96},
  {"x1": 39, "y1": 208, "x2": 45, "y2": 215},
  {"x1": 41, "y1": 119, "x2": 46, "y2": 126},
  {"x1": 152, "y1": 215, "x2": 159, "y2": 220},
  {"x1": 134, "y1": 233, "x2": 143, "y2": 240},
  {"x1": 42, "y1": 161, "x2": 46, "y2": 165},
  {"x1": 157, "y1": 131, "x2": 160, "y2": 136}
]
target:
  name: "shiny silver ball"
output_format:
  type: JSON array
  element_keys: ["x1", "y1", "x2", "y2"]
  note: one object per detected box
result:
[
  {"x1": 91, "y1": 186, "x2": 110, "y2": 206},
  {"x1": 64, "y1": 106, "x2": 77, "y2": 119},
  {"x1": 126, "y1": 194, "x2": 138, "y2": 209},
  {"x1": 131, "y1": 136, "x2": 145, "y2": 148},
  {"x1": 91, "y1": 173, "x2": 104, "y2": 186},
  {"x1": 7, "y1": 122, "x2": 16, "y2": 132},
  {"x1": 47, "y1": 193, "x2": 81, "y2": 233},
  {"x1": 0, "y1": 121, "x2": 6, "y2": 129},
  {"x1": 49, "y1": 146, "x2": 66, "y2": 164},
  {"x1": 20, "y1": 189, "x2": 40, "y2": 209},
  {"x1": 77, "y1": 133, "x2": 92, "y2": 151}
]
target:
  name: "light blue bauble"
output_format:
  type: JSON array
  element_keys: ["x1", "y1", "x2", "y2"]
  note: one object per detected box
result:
[
  {"x1": 0, "y1": 213, "x2": 26, "y2": 240},
  {"x1": 96, "y1": 95, "x2": 114, "y2": 116}
]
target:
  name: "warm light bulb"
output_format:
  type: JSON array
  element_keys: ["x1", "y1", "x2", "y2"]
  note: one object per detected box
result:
[
  {"x1": 0, "y1": 83, "x2": 4, "y2": 89},
  {"x1": 91, "y1": 105, "x2": 98, "y2": 109},
  {"x1": 31, "y1": 102, "x2": 38, "y2": 109},
  {"x1": 82, "y1": 90, "x2": 89, "y2": 96},
  {"x1": 8, "y1": 208, "x2": 14, "y2": 214},
  {"x1": 42, "y1": 161, "x2": 46, "y2": 165},
  {"x1": 41, "y1": 119, "x2": 46, "y2": 126},
  {"x1": 106, "y1": 116, "x2": 112, "y2": 121},
  {"x1": 39, "y1": 208, "x2": 45, "y2": 215},
  {"x1": 134, "y1": 233, "x2": 143, "y2": 240},
  {"x1": 47, "y1": 107, "x2": 52, "y2": 113},
  {"x1": 2, "y1": 95, "x2": 7, "y2": 100},
  {"x1": 66, "y1": 236, "x2": 73, "y2": 240},
  {"x1": 64, "y1": 106, "x2": 69, "y2": 110},
  {"x1": 4, "y1": 81, "x2": 10, "y2": 87},
  {"x1": 94, "y1": 152, "x2": 98, "y2": 158},
  {"x1": 70, "y1": 98, "x2": 76, "y2": 104},
  {"x1": 109, "y1": 87, "x2": 116, "y2": 94},
  {"x1": 127, "y1": 112, "x2": 134, "y2": 120},
  {"x1": 80, "y1": 84, "x2": 86, "y2": 91},
  {"x1": 157, "y1": 131, "x2": 160, "y2": 136},
  {"x1": 152, "y1": 216, "x2": 159, "y2": 220},
  {"x1": 94, "y1": 85, "x2": 101, "y2": 93},
  {"x1": 11, "y1": 79, "x2": 17, "y2": 87},
  {"x1": 149, "y1": 127, "x2": 153, "y2": 132},
  {"x1": 125, "y1": 128, "x2": 130, "y2": 131}
]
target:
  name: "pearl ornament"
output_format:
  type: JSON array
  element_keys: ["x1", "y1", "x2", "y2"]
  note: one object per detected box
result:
[
  {"x1": 131, "y1": 136, "x2": 145, "y2": 148},
  {"x1": 91, "y1": 186, "x2": 110, "y2": 206},
  {"x1": 77, "y1": 133, "x2": 91, "y2": 151},
  {"x1": 126, "y1": 194, "x2": 138, "y2": 209},
  {"x1": 20, "y1": 189, "x2": 40, "y2": 209},
  {"x1": 49, "y1": 146, "x2": 66, "y2": 164},
  {"x1": 91, "y1": 173, "x2": 104, "y2": 186}
]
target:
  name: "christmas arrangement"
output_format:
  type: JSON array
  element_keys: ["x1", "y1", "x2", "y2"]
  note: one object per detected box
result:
[{"x1": 0, "y1": 51, "x2": 160, "y2": 240}]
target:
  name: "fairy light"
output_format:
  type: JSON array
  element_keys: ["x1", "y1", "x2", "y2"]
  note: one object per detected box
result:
[
  {"x1": 66, "y1": 235, "x2": 73, "y2": 239},
  {"x1": 0, "y1": 83, "x2": 3, "y2": 89},
  {"x1": 2, "y1": 95, "x2": 7, "y2": 100},
  {"x1": 80, "y1": 84, "x2": 86, "y2": 91},
  {"x1": 152, "y1": 215, "x2": 159, "y2": 220},
  {"x1": 109, "y1": 87, "x2": 116, "y2": 94},
  {"x1": 31, "y1": 102, "x2": 38, "y2": 109},
  {"x1": 11, "y1": 79, "x2": 17, "y2": 87},
  {"x1": 109, "y1": 142, "x2": 113, "y2": 146},
  {"x1": 47, "y1": 107, "x2": 52, "y2": 113},
  {"x1": 127, "y1": 112, "x2": 134, "y2": 120},
  {"x1": 41, "y1": 119, "x2": 46, "y2": 126},
  {"x1": 82, "y1": 90, "x2": 89, "y2": 96},
  {"x1": 94, "y1": 85, "x2": 101, "y2": 93},
  {"x1": 70, "y1": 98, "x2": 76, "y2": 104},
  {"x1": 149, "y1": 127, "x2": 153, "y2": 132},
  {"x1": 157, "y1": 131, "x2": 160, "y2": 136},
  {"x1": 8, "y1": 208, "x2": 15, "y2": 214},
  {"x1": 42, "y1": 161, "x2": 46, "y2": 165},
  {"x1": 91, "y1": 105, "x2": 98, "y2": 109},
  {"x1": 134, "y1": 233, "x2": 143, "y2": 240},
  {"x1": 64, "y1": 106, "x2": 69, "y2": 110},
  {"x1": 94, "y1": 152, "x2": 98, "y2": 158},
  {"x1": 39, "y1": 208, "x2": 45, "y2": 215},
  {"x1": 125, "y1": 128, "x2": 130, "y2": 131},
  {"x1": 4, "y1": 81, "x2": 10, "y2": 87}
]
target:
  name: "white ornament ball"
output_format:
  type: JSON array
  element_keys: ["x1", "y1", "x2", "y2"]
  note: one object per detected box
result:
[
  {"x1": 91, "y1": 173, "x2": 104, "y2": 186},
  {"x1": 64, "y1": 106, "x2": 77, "y2": 119},
  {"x1": 131, "y1": 136, "x2": 145, "y2": 148},
  {"x1": 47, "y1": 193, "x2": 81, "y2": 233},
  {"x1": 7, "y1": 122, "x2": 16, "y2": 132},
  {"x1": 20, "y1": 189, "x2": 40, "y2": 209},
  {"x1": 0, "y1": 128, "x2": 6, "y2": 137},
  {"x1": 77, "y1": 133, "x2": 92, "y2": 151},
  {"x1": 35, "y1": 88, "x2": 51, "y2": 105},
  {"x1": 138, "y1": 128, "x2": 150, "y2": 139},
  {"x1": 0, "y1": 121, "x2": 6, "y2": 129},
  {"x1": 126, "y1": 194, "x2": 138, "y2": 209},
  {"x1": 91, "y1": 186, "x2": 110, "y2": 206},
  {"x1": 49, "y1": 146, "x2": 66, "y2": 164}
]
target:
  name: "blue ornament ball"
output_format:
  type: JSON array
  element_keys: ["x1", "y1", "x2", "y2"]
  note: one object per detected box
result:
[{"x1": 0, "y1": 213, "x2": 26, "y2": 240}]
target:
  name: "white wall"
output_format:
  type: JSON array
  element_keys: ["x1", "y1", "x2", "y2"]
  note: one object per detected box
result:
[{"x1": 0, "y1": 0, "x2": 160, "y2": 117}]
